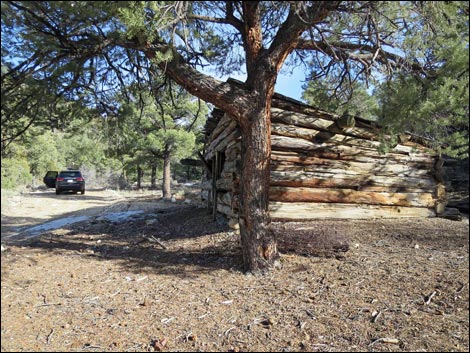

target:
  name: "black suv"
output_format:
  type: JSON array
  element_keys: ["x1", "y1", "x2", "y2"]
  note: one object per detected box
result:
[{"x1": 44, "y1": 170, "x2": 85, "y2": 195}]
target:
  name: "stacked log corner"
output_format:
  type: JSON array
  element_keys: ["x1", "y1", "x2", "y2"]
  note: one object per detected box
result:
[{"x1": 202, "y1": 95, "x2": 443, "y2": 224}]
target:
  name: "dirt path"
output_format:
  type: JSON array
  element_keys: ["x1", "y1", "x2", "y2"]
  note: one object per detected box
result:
[
  {"x1": 1, "y1": 189, "x2": 171, "y2": 241},
  {"x1": 1, "y1": 189, "x2": 469, "y2": 352}
]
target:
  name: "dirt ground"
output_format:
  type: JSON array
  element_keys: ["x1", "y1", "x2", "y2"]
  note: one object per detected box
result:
[{"x1": 1, "y1": 188, "x2": 469, "y2": 352}]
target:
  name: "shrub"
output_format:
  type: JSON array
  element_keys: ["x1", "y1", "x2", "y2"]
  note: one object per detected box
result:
[{"x1": 1, "y1": 157, "x2": 32, "y2": 190}]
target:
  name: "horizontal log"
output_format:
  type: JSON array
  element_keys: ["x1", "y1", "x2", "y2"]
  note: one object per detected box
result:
[
  {"x1": 271, "y1": 148, "x2": 435, "y2": 166},
  {"x1": 207, "y1": 113, "x2": 232, "y2": 142},
  {"x1": 217, "y1": 203, "x2": 237, "y2": 218},
  {"x1": 269, "y1": 187, "x2": 436, "y2": 207},
  {"x1": 221, "y1": 160, "x2": 237, "y2": 174},
  {"x1": 206, "y1": 128, "x2": 240, "y2": 160},
  {"x1": 271, "y1": 122, "x2": 426, "y2": 155},
  {"x1": 269, "y1": 202, "x2": 436, "y2": 220},
  {"x1": 271, "y1": 161, "x2": 431, "y2": 178},
  {"x1": 271, "y1": 107, "x2": 379, "y2": 140},
  {"x1": 205, "y1": 119, "x2": 238, "y2": 157},
  {"x1": 271, "y1": 135, "x2": 435, "y2": 163},
  {"x1": 225, "y1": 141, "x2": 241, "y2": 159},
  {"x1": 216, "y1": 179, "x2": 232, "y2": 191},
  {"x1": 269, "y1": 179, "x2": 435, "y2": 193},
  {"x1": 200, "y1": 181, "x2": 212, "y2": 190},
  {"x1": 270, "y1": 170, "x2": 437, "y2": 189},
  {"x1": 271, "y1": 150, "x2": 434, "y2": 168},
  {"x1": 270, "y1": 100, "x2": 431, "y2": 150}
]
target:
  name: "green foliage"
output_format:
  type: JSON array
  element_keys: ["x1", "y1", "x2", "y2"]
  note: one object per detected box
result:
[
  {"x1": 25, "y1": 130, "x2": 64, "y2": 176},
  {"x1": 302, "y1": 80, "x2": 379, "y2": 120},
  {"x1": 147, "y1": 128, "x2": 196, "y2": 160},
  {"x1": 375, "y1": 3, "x2": 469, "y2": 159},
  {"x1": 2, "y1": 1, "x2": 468, "y2": 170},
  {"x1": 1, "y1": 156, "x2": 31, "y2": 190}
]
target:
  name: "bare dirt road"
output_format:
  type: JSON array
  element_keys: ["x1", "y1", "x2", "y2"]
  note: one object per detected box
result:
[
  {"x1": 1, "y1": 188, "x2": 469, "y2": 352},
  {"x1": 1, "y1": 189, "x2": 173, "y2": 240}
]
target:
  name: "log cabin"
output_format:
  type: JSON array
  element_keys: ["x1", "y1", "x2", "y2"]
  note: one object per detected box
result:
[{"x1": 201, "y1": 91, "x2": 447, "y2": 227}]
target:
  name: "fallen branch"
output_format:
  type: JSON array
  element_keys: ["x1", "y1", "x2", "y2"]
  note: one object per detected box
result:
[
  {"x1": 35, "y1": 303, "x2": 62, "y2": 308},
  {"x1": 456, "y1": 283, "x2": 466, "y2": 294},
  {"x1": 369, "y1": 337, "x2": 399, "y2": 347},
  {"x1": 46, "y1": 328, "x2": 54, "y2": 344},
  {"x1": 425, "y1": 291, "x2": 436, "y2": 305},
  {"x1": 142, "y1": 234, "x2": 167, "y2": 249},
  {"x1": 371, "y1": 310, "x2": 382, "y2": 323}
]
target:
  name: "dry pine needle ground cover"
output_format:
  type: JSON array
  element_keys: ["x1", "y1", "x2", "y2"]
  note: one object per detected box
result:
[{"x1": 1, "y1": 195, "x2": 469, "y2": 352}]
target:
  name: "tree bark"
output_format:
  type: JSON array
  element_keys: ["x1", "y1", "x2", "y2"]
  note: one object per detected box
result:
[
  {"x1": 238, "y1": 93, "x2": 279, "y2": 273},
  {"x1": 162, "y1": 146, "x2": 172, "y2": 200},
  {"x1": 238, "y1": 59, "x2": 279, "y2": 273},
  {"x1": 151, "y1": 165, "x2": 157, "y2": 189},
  {"x1": 137, "y1": 166, "x2": 143, "y2": 189}
]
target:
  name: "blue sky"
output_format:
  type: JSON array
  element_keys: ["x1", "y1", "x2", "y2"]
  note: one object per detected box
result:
[
  {"x1": 215, "y1": 65, "x2": 308, "y2": 102},
  {"x1": 275, "y1": 66, "x2": 308, "y2": 101}
]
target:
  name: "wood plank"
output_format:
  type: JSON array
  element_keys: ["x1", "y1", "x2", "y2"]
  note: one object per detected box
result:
[
  {"x1": 269, "y1": 202, "x2": 436, "y2": 220},
  {"x1": 269, "y1": 186, "x2": 436, "y2": 207}
]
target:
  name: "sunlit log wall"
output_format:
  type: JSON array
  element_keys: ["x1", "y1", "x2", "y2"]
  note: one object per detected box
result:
[{"x1": 202, "y1": 93, "x2": 444, "y2": 227}]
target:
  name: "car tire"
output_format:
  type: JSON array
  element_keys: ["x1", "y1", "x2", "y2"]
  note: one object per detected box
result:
[
  {"x1": 55, "y1": 189, "x2": 61, "y2": 195},
  {"x1": 81, "y1": 189, "x2": 85, "y2": 195}
]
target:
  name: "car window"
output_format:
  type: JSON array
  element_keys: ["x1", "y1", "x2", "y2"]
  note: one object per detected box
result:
[
  {"x1": 59, "y1": 171, "x2": 82, "y2": 178},
  {"x1": 46, "y1": 171, "x2": 58, "y2": 178}
]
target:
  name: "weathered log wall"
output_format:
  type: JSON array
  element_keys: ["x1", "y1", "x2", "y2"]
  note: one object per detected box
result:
[{"x1": 202, "y1": 95, "x2": 442, "y2": 224}]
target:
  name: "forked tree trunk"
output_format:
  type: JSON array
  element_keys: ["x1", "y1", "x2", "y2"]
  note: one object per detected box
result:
[
  {"x1": 162, "y1": 147, "x2": 172, "y2": 200},
  {"x1": 238, "y1": 103, "x2": 279, "y2": 273}
]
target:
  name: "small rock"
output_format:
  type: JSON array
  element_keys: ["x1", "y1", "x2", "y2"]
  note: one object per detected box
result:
[
  {"x1": 140, "y1": 298, "x2": 150, "y2": 307},
  {"x1": 228, "y1": 218, "x2": 239, "y2": 230},
  {"x1": 1, "y1": 244, "x2": 6, "y2": 252},
  {"x1": 414, "y1": 244, "x2": 420, "y2": 249},
  {"x1": 261, "y1": 317, "x2": 275, "y2": 327},
  {"x1": 151, "y1": 337, "x2": 168, "y2": 351}
]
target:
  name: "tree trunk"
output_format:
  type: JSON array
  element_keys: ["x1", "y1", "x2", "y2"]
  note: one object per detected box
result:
[
  {"x1": 238, "y1": 102, "x2": 279, "y2": 273},
  {"x1": 162, "y1": 147, "x2": 171, "y2": 199},
  {"x1": 137, "y1": 166, "x2": 143, "y2": 189},
  {"x1": 151, "y1": 165, "x2": 157, "y2": 189}
]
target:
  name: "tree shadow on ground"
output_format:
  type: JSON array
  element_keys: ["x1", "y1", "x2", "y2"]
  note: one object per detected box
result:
[
  {"x1": 11, "y1": 206, "x2": 245, "y2": 278},
  {"x1": 26, "y1": 189, "x2": 115, "y2": 202}
]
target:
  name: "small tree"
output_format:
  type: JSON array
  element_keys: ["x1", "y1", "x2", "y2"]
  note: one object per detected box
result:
[{"x1": 109, "y1": 85, "x2": 206, "y2": 197}]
